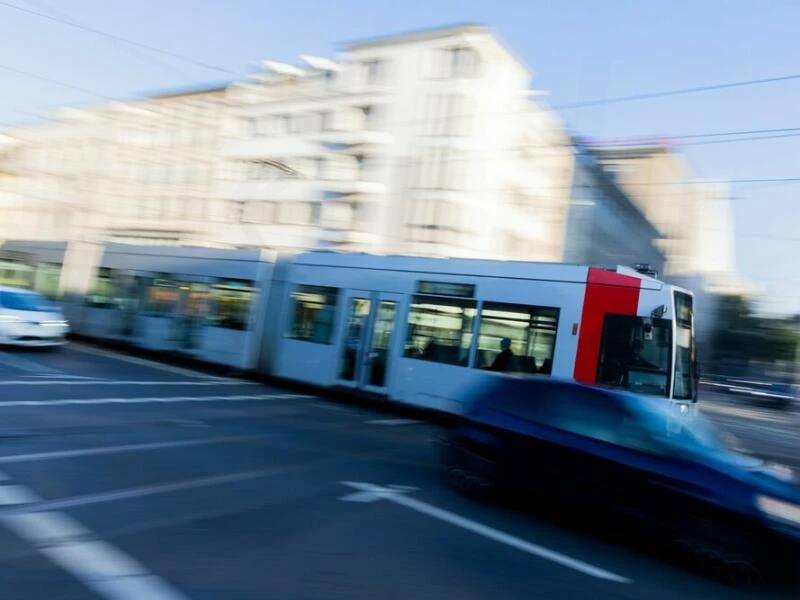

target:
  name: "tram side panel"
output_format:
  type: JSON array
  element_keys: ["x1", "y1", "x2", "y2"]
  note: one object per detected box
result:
[
  {"x1": 256, "y1": 255, "x2": 295, "y2": 377},
  {"x1": 390, "y1": 276, "x2": 587, "y2": 414},
  {"x1": 270, "y1": 258, "x2": 593, "y2": 414},
  {"x1": 77, "y1": 246, "x2": 273, "y2": 370}
]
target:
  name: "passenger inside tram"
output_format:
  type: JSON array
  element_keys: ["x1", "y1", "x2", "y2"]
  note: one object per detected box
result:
[{"x1": 488, "y1": 337, "x2": 516, "y2": 372}]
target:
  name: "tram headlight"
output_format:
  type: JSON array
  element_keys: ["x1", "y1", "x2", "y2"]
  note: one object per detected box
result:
[{"x1": 756, "y1": 495, "x2": 800, "y2": 527}]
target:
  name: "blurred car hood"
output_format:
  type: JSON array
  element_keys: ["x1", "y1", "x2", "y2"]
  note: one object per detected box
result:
[{"x1": 705, "y1": 449, "x2": 800, "y2": 501}]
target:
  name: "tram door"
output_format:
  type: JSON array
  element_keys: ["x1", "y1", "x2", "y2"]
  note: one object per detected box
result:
[
  {"x1": 114, "y1": 272, "x2": 144, "y2": 339},
  {"x1": 336, "y1": 291, "x2": 403, "y2": 393},
  {"x1": 169, "y1": 280, "x2": 208, "y2": 352}
]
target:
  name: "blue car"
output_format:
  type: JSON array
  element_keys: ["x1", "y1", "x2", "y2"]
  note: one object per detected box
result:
[{"x1": 443, "y1": 375, "x2": 800, "y2": 580}]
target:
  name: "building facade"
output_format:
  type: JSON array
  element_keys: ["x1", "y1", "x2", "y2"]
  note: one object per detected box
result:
[
  {"x1": 216, "y1": 25, "x2": 579, "y2": 261},
  {"x1": 1, "y1": 24, "x2": 664, "y2": 276},
  {"x1": 0, "y1": 85, "x2": 227, "y2": 247},
  {"x1": 563, "y1": 141, "x2": 664, "y2": 273},
  {"x1": 594, "y1": 144, "x2": 748, "y2": 354}
]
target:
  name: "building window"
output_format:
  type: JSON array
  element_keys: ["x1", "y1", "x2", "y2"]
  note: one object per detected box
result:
[
  {"x1": 310, "y1": 202, "x2": 322, "y2": 225},
  {"x1": 287, "y1": 285, "x2": 339, "y2": 344},
  {"x1": 315, "y1": 156, "x2": 326, "y2": 179},
  {"x1": 279, "y1": 201, "x2": 313, "y2": 225},
  {"x1": 475, "y1": 303, "x2": 560, "y2": 374},
  {"x1": 280, "y1": 114, "x2": 292, "y2": 135},
  {"x1": 359, "y1": 105, "x2": 383, "y2": 131},
  {"x1": 403, "y1": 295, "x2": 477, "y2": 366},
  {"x1": 448, "y1": 46, "x2": 480, "y2": 77},
  {"x1": 208, "y1": 279, "x2": 255, "y2": 330},
  {"x1": 352, "y1": 201, "x2": 375, "y2": 231},
  {"x1": 319, "y1": 111, "x2": 332, "y2": 132},
  {"x1": 364, "y1": 59, "x2": 384, "y2": 84},
  {"x1": 425, "y1": 94, "x2": 469, "y2": 136}
]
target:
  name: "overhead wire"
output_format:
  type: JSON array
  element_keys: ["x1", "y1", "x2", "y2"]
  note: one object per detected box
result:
[
  {"x1": 554, "y1": 73, "x2": 800, "y2": 110},
  {"x1": 16, "y1": 0, "x2": 192, "y2": 80},
  {"x1": 0, "y1": 0, "x2": 235, "y2": 75},
  {"x1": 0, "y1": 62, "x2": 114, "y2": 101}
]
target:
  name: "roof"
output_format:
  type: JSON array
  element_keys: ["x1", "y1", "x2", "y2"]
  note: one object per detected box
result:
[
  {"x1": 342, "y1": 23, "x2": 486, "y2": 50},
  {"x1": 291, "y1": 252, "x2": 664, "y2": 290},
  {"x1": 341, "y1": 23, "x2": 532, "y2": 77},
  {"x1": 145, "y1": 81, "x2": 233, "y2": 100}
]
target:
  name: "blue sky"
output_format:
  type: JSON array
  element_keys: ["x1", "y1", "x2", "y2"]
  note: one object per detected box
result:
[{"x1": 1, "y1": 0, "x2": 798, "y2": 315}]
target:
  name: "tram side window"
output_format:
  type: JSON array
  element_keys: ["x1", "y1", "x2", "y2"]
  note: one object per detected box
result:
[
  {"x1": 403, "y1": 295, "x2": 476, "y2": 366},
  {"x1": 85, "y1": 268, "x2": 117, "y2": 308},
  {"x1": 34, "y1": 263, "x2": 62, "y2": 300},
  {"x1": 287, "y1": 285, "x2": 339, "y2": 344},
  {"x1": 208, "y1": 280, "x2": 255, "y2": 330},
  {"x1": 146, "y1": 277, "x2": 179, "y2": 316},
  {"x1": 474, "y1": 302, "x2": 560, "y2": 374},
  {"x1": 0, "y1": 261, "x2": 34, "y2": 289}
]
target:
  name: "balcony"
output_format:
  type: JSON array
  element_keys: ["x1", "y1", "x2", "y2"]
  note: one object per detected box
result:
[
  {"x1": 218, "y1": 179, "x2": 316, "y2": 202},
  {"x1": 316, "y1": 130, "x2": 392, "y2": 149},
  {"x1": 318, "y1": 228, "x2": 379, "y2": 246},
  {"x1": 320, "y1": 179, "x2": 386, "y2": 195},
  {"x1": 223, "y1": 137, "x2": 320, "y2": 159}
]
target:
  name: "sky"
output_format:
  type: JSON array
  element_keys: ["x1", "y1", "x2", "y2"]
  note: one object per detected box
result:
[{"x1": 0, "y1": 0, "x2": 798, "y2": 316}]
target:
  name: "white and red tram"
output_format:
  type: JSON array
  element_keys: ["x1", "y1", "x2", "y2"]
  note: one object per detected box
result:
[
  {"x1": 265, "y1": 252, "x2": 697, "y2": 413},
  {"x1": 0, "y1": 240, "x2": 697, "y2": 413}
]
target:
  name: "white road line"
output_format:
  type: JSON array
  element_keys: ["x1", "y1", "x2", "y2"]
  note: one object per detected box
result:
[
  {"x1": 340, "y1": 481, "x2": 632, "y2": 584},
  {"x1": 0, "y1": 392, "x2": 314, "y2": 409},
  {"x1": 366, "y1": 418, "x2": 422, "y2": 426},
  {"x1": 0, "y1": 478, "x2": 189, "y2": 600},
  {"x1": 69, "y1": 342, "x2": 227, "y2": 381},
  {"x1": 31, "y1": 374, "x2": 106, "y2": 381},
  {"x1": 0, "y1": 434, "x2": 269, "y2": 465},
  {"x1": 6, "y1": 468, "x2": 286, "y2": 514},
  {"x1": 310, "y1": 402, "x2": 357, "y2": 414},
  {"x1": 0, "y1": 351, "x2": 63, "y2": 375},
  {"x1": 0, "y1": 379, "x2": 257, "y2": 386}
]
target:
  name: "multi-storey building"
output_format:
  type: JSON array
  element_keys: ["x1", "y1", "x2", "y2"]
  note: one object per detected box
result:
[
  {"x1": 217, "y1": 25, "x2": 580, "y2": 261},
  {"x1": 1, "y1": 24, "x2": 664, "y2": 274},
  {"x1": 0, "y1": 85, "x2": 226, "y2": 246},
  {"x1": 595, "y1": 144, "x2": 748, "y2": 353}
]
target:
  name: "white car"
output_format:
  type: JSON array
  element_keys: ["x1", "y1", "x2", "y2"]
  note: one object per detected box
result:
[{"x1": 0, "y1": 287, "x2": 69, "y2": 348}]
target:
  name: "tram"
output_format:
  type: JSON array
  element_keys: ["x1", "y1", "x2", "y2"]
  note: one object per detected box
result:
[
  {"x1": 264, "y1": 252, "x2": 697, "y2": 413},
  {"x1": 0, "y1": 240, "x2": 697, "y2": 412}
]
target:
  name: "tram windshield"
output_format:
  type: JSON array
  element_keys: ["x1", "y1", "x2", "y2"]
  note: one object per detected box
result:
[{"x1": 596, "y1": 314, "x2": 673, "y2": 398}]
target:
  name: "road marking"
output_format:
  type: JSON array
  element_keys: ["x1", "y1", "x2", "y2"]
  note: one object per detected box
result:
[
  {"x1": 310, "y1": 402, "x2": 357, "y2": 414},
  {"x1": 0, "y1": 434, "x2": 271, "y2": 464},
  {"x1": 0, "y1": 392, "x2": 314, "y2": 409},
  {"x1": 0, "y1": 351, "x2": 63, "y2": 376},
  {"x1": 366, "y1": 418, "x2": 422, "y2": 426},
  {"x1": 4, "y1": 468, "x2": 286, "y2": 514},
  {"x1": 29, "y1": 374, "x2": 106, "y2": 381},
  {"x1": 0, "y1": 379, "x2": 257, "y2": 386},
  {"x1": 339, "y1": 482, "x2": 632, "y2": 584},
  {"x1": 69, "y1": 342, "x2": 228, "y2": 380},
  {"x1": 0, "y1": 477, "x2": 189, "y2": 600}
]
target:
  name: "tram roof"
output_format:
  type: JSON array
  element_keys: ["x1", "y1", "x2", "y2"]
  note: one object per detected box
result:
[{"x1": 292, "y1": 252, "x2": 664, "y2": 287}]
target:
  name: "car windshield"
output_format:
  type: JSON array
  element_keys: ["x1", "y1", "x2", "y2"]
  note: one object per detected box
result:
[
  {"x1": 0, "y1": 290, "x2": 54, "y2": 312},
  {"x1": 629, "y1": 397, "x2": 737, "y2": 455}
]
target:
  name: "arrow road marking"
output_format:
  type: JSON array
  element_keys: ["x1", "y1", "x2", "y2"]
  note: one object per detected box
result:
[{"x1": 339, "y1": 481, "x2": 632, "y2": 584}]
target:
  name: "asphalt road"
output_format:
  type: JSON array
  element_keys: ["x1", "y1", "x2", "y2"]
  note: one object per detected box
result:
[{"x1": 0, "y1": 343, "x2": 796, "y2": 600}]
